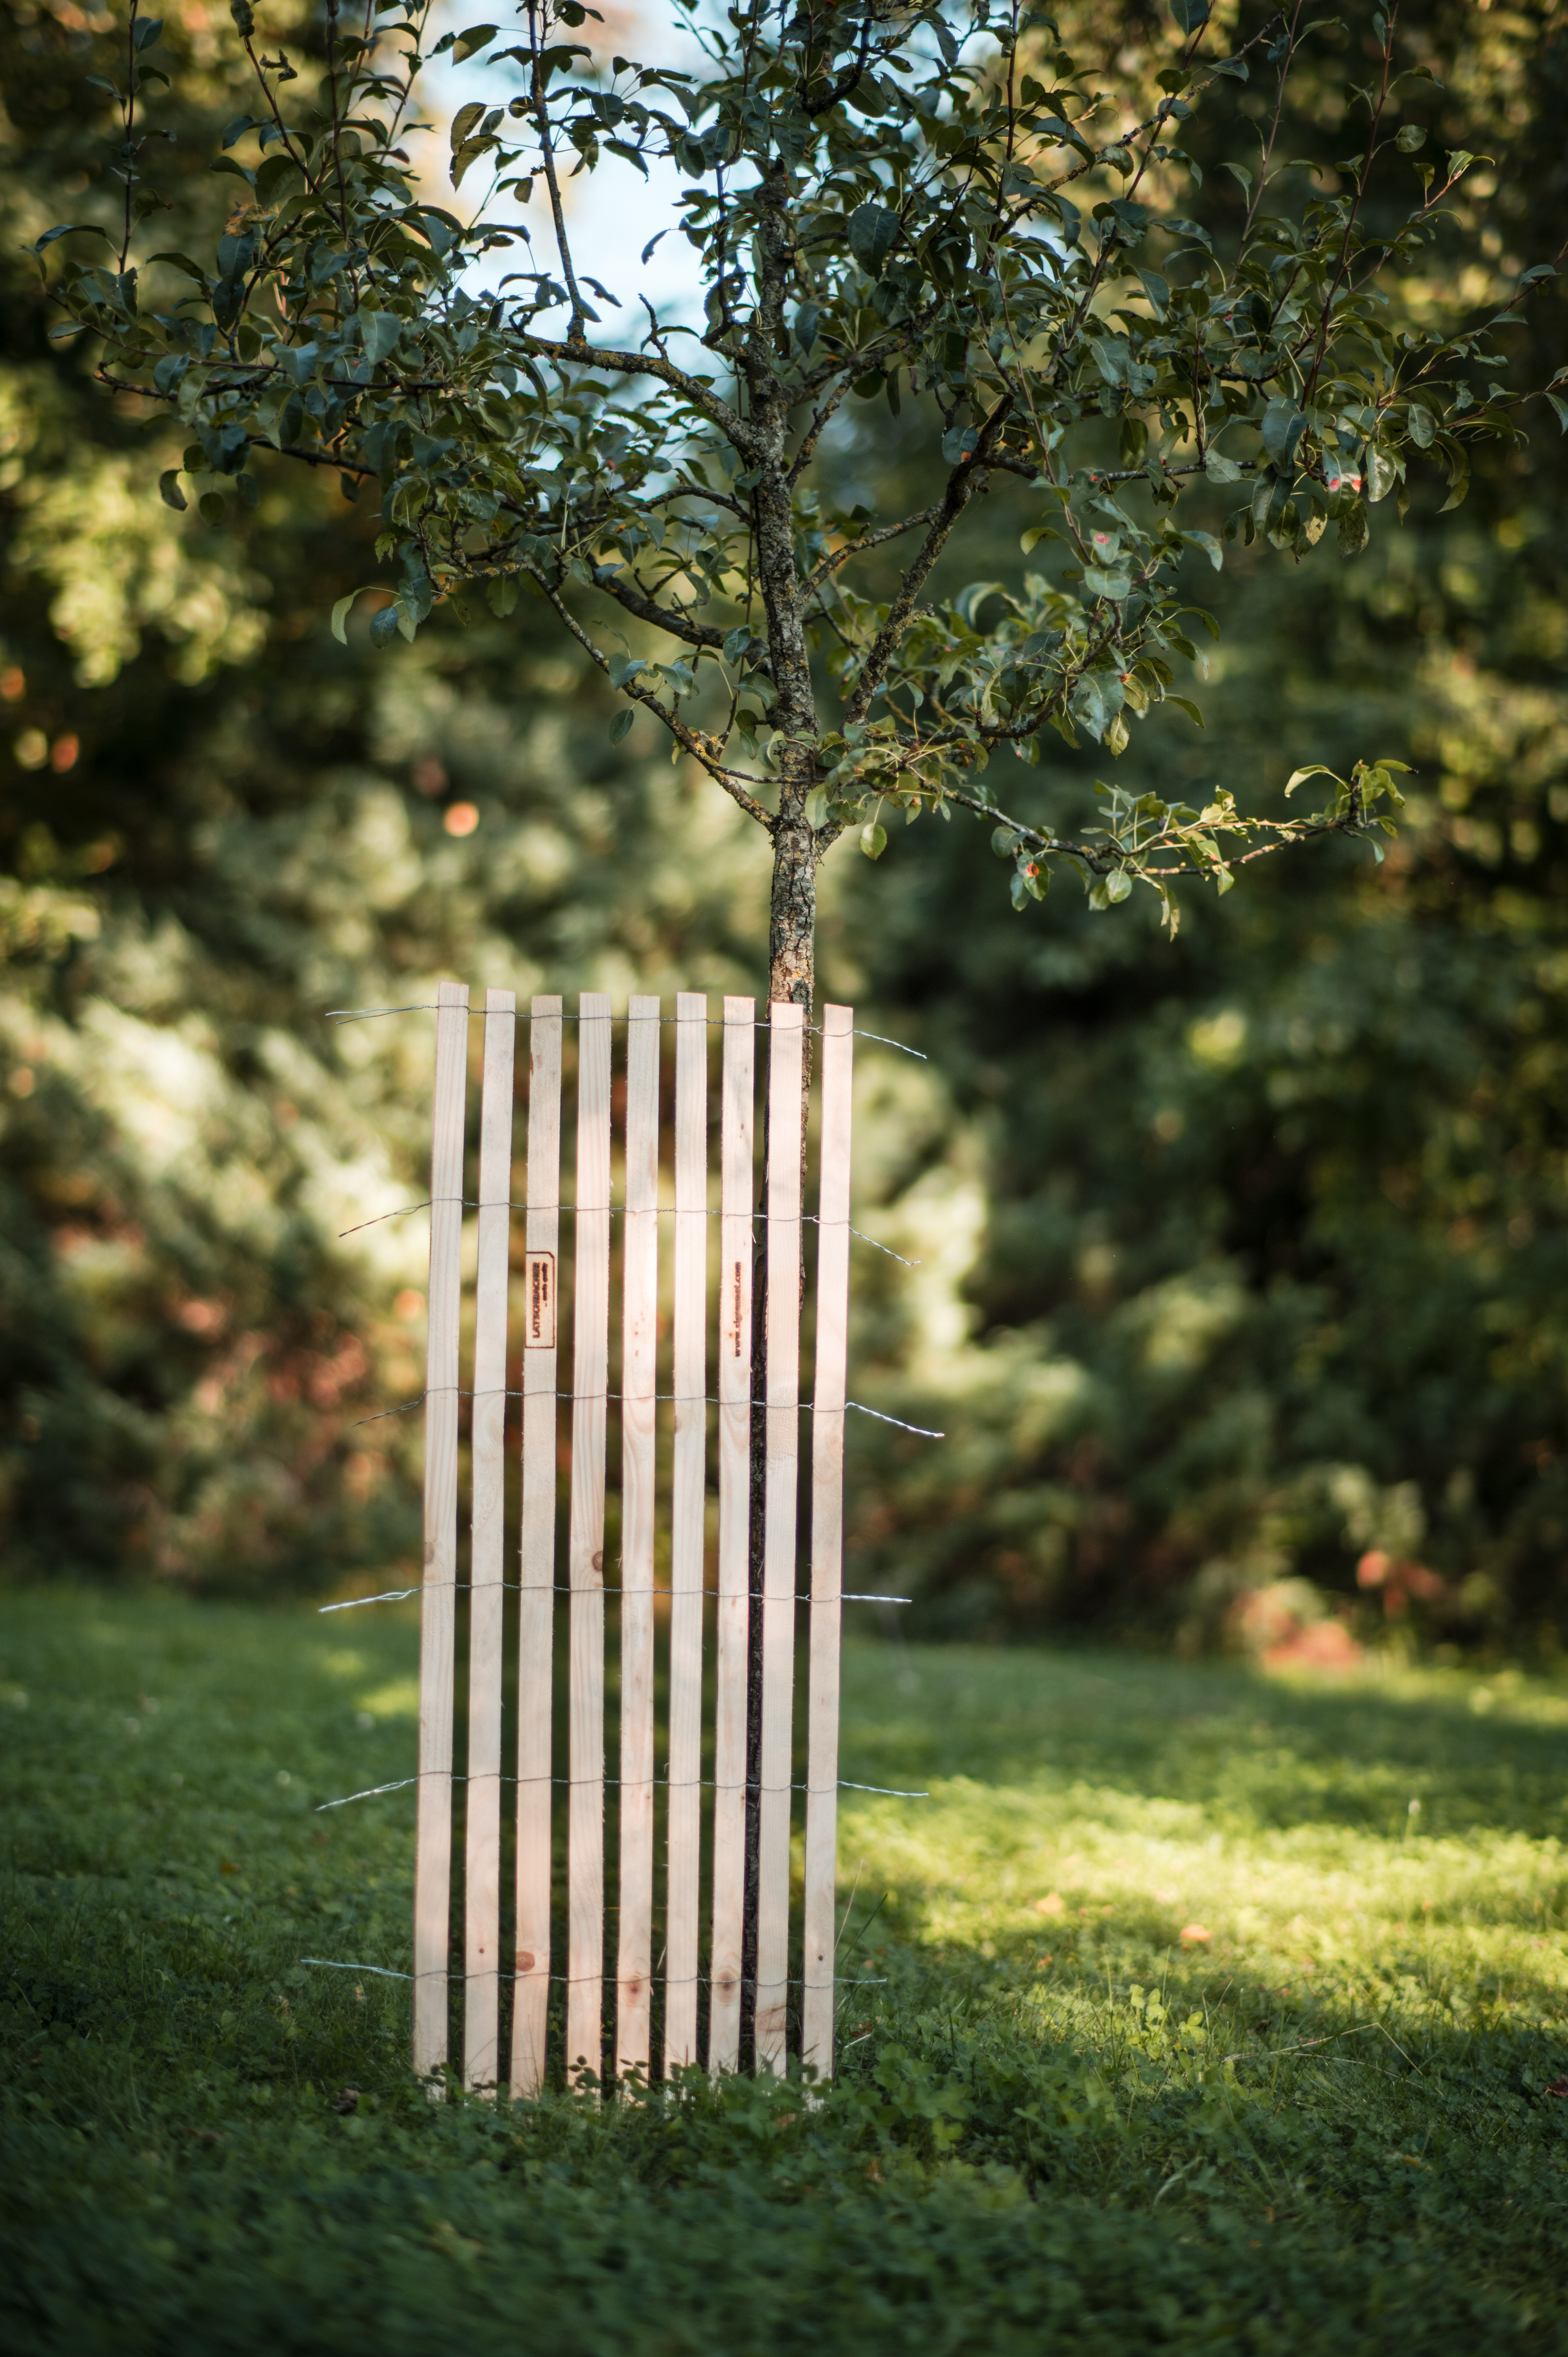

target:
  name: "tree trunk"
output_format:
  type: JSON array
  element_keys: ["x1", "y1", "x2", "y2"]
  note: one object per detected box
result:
[
  {"x1": 739, "y1": 821, "x2": 818, "y2": 2066},
  {"x1": 738, "y1": 161, "x2": 823, "y2": 2065}
]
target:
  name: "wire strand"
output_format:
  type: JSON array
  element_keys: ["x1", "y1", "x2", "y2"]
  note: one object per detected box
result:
[
  {"x1": 336, "y1": 1198, "x2": 917, "y2": 1265},
  {"x1": 324, "y1": 1004, "x2": 925, "y2": 1059},
  {"x1": 315, "y1": 1771, "x2": 928, "y2": 1812},
  {"x1": 299, "y1": 1957, "x2": 891, "y2": 1990},
  {"x1": 319, "y1": 1586, "x2": 912, "y2": 1613},
  {"x1": 348, "y1": 1387, "x2": 942, "y2": 1438}
]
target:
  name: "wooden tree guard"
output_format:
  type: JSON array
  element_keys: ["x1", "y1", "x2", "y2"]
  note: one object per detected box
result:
[{"x1": 412, "y1": 989, "x2": 855, "y2": 2092}]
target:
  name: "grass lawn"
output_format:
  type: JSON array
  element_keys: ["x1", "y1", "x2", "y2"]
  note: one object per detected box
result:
[{"x1": 5, "y1": 1585, "x2": 1568, "y2": 2352}]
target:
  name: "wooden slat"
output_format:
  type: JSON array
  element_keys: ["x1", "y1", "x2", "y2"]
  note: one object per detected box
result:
[
  {"x1": 413, "y1": 978, "x2": 469, "y2": 2084},
  {"x1": 708, "y1": 995, "x2": 754, "y2": 2074},
  {"x1": 463, "y1": 987, "x2": 515, "y2": 2094},
  {"x1": 567, "y1": 993, "x2": 613, "y2": 2085},
  {"x1": 616, "y1": 997, "x2": 660, "y2": 2082},
  {"x1": 755, "y1": 1001, "x2": 805, "y2": 2072},
  {"x1": 665, "y1": 992, "x2": 708, "y2": 2073},
  {"x1": 802, "y1": 1005, "x2": 853, "y2": 2081},
  {"x1": 511, "y1": 995, "x2": 561, "y2": 2100}
]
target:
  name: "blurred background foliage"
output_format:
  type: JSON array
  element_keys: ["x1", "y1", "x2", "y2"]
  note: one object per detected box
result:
[{"x1": 2, "y1": 0, "x2": 1566, "y2": 1660}]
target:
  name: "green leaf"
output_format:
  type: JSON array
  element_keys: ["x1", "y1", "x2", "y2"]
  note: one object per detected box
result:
[
  {"x1": 331, "y1": 588, "x2": 368, "y2": 643},
  {"x1": 1203, "y1": 449, "x2": 1241, "y2": 483},
  {"x1": 1105, "y1": 868, "x2": 1133, "y2": 904},
  {"x1": 369, "y1": 603, "x2": 402, "y2": 649},
  {"x1": 197, "y1": 491, "x2": 226, "y2": 526},
  {"x1": 1437, "y1": 441, "x2": 1470, "y2": 513},
  {"x1": 609, "y1": 707, "x2": 634, "y2": 745},
  {"x1": 847, "y1": 202, "x2": 899, "y2": 278},
  {"x1": 32, "y1": 222, "x2": 113, "y2": 253},
  {"x1": 1082, "y1": 567, "x2": 1131, "y2": 601},
  {"x1": 804, "y1": 788, "x2": 829, "y2": 828},
  {"x1": 254, "y1": 152, "x2": 302, "y2": 208},
  {"x1": 991, "y1": 827, "x2": 1021, "y2": 859},
  {"x1": 861, "y1": 821, "x2": 887, "y2": 860},
  {"x1": 451, "y1": 23, "x2": 499, "y2": 63},
  {"x1": 1365, "y1": 445, "x2": 1399, "y2": 503},
  {"x1": 1546, "y1": 392, "x2": 1568, "y2": 434},
  {"x1": 1405, "y1": 403, "x2": 1435, "y2": 449},
  {"x1": 451, "y1": 101, "x2": 487, "y2": 153},
  {"x1": 147, "y1": 250, "x2": 211, "y2": 286},
  {"x1": 608, "y1": 653, "x2": 647, "y2": 690},
  {"x1": 1261, "y1": 403, "x2": 1309, "y2": 469},
  {"x1": 157, "y1": 470, "x2": 188, "y2": 513},
  {"x1": 356, "y1": 310, "x2": 403, "y2": 365},
  {"x1": 1395, "y1": 123, "x2": 1426, "y2": 152},
  {"x1": 1070, "y1": 672, "x2": 1126, "y2": 743},
  {"x1": 1169, "y1": 0, "x2": 1211, "y2": 30},
  {"x1": 1284, "y1": 764, "x2": 1340, "y2": 796},
  {"x1": 486, "y1": 578, "x2": 518, "y2": 617}
]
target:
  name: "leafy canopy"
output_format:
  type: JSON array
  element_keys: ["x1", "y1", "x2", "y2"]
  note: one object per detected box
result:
[{"x1": 35, "y1": 0, "x2": 1563, "y2": 927}]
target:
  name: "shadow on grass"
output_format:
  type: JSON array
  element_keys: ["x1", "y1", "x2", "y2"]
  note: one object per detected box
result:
[{"x1": 838, "y1": 1635, "x2": 1568, "y2": 1840}]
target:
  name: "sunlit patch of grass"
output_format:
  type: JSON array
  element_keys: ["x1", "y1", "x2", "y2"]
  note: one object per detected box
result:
[{"x1": 4, "y1": 1591, "x2": 1568, "y2": 2352}]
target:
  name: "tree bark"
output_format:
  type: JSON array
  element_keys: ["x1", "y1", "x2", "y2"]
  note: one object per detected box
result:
[{"x1": 739, "y1": 828, "x2": 818, "y2": 2066}]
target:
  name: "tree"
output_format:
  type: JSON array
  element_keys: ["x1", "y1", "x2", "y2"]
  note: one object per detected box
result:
[
  {"x1": 34, "y1": 0, "x2": 1563, "y2": 1013},
  {"x1": 31, "y1": 0, "x2": 1564, "y2": 2062}
]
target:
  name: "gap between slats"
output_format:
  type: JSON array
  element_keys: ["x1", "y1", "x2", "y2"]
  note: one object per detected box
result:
[
  {"x1": 511, "y1": 995, "x2": 561, "y2": 2100},
  {"x1": 413, "y1": 978, "x2": 467, "y2": 2086},
  {"x1": 567, "y1": 994, "x2": 613, "y2": 2086},
  {"x1": 616, "y1": 999, "x2": 659, "y2": 2080},
  {"x1": 463, "y1": 987, "x2": 514, "y2": 2095}
]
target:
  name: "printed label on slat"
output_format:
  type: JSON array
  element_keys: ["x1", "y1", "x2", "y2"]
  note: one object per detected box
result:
[{"x1": 523, "y1": 1250, "x2": 556, "y2": 1349}]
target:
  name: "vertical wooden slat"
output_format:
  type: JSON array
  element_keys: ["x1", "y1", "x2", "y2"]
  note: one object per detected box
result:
[
  {"x1": 567, "y1": 993, "x2": 613, "y2": 2084},
  {"x1": 511, "y1": 995, "x2": 561, "y2": 2100},
  {"x1": 616, "y1": 997, "x2": 660, "y2": 2082},
  {"x1": 665, "y1": 992, "x2": 708, "y2": 2073},
  {"x1": 463, "y1": 987, "x2": 515, "y2": 2094},
  {"x1": 413, "y1": 978, "x2": 469, "y2": 2084},
  {"x1": 802, "y1": 1005, "x2": 853, "y2": 2081},
  {"x1": 708, "y1": 995, "x2": 754, "y2": 2074},
  {"x1": 755, "y1": 1001, "x2": 805, "y2": 2072}
]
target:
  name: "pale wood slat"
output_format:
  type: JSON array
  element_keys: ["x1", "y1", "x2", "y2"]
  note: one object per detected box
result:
[
  {"x1": 665, "y1": 992, "x2": 708, "y2": 2072},
  {"x1": 708, "y1": 995, "x2": 754, "y2": 2074},
  {"x1": 616, "y1": 997, "x2": 661, "y2": 2081},
  {"x1": 755, "y1": 1001, "x2": 805, "y2": 2072},
  {"x1": 567, "y1": 994, "x2": 613, "y2": 2084},
  {"x1": 463, "y1": 987, "x2": 515, "y2": 2094},
  {"x1": 510, "y1": 995, "x2": 561, "y2": 2100},
  {"x1": 413, "y1": 978, "x2": 469, "y2": 2084},
  {"x1": 802, "y1": 1004, "x2": 854, "y2": 2081}
]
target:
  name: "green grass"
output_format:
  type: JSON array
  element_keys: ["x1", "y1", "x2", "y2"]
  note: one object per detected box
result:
[{"x1": 5, "y1": 1587, "x2": 1568, "y2": 2354}]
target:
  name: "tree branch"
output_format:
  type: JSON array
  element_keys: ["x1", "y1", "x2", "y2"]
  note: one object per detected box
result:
[
  {"x1": 521, "y1": 332, "x2": 754, "y2": 451},
  {"x1": 842, "y1": 397, "x2": 1014, "y2": 725},
  {"x1": 528, "y1": 566, "x2": 775, "y2": 828},
  {"x1": 587, "y1": 562, "x2": 736, "y2": 655},
  {"x1": 801, "y1": 505, "x2": 942, "y2": 596}
]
